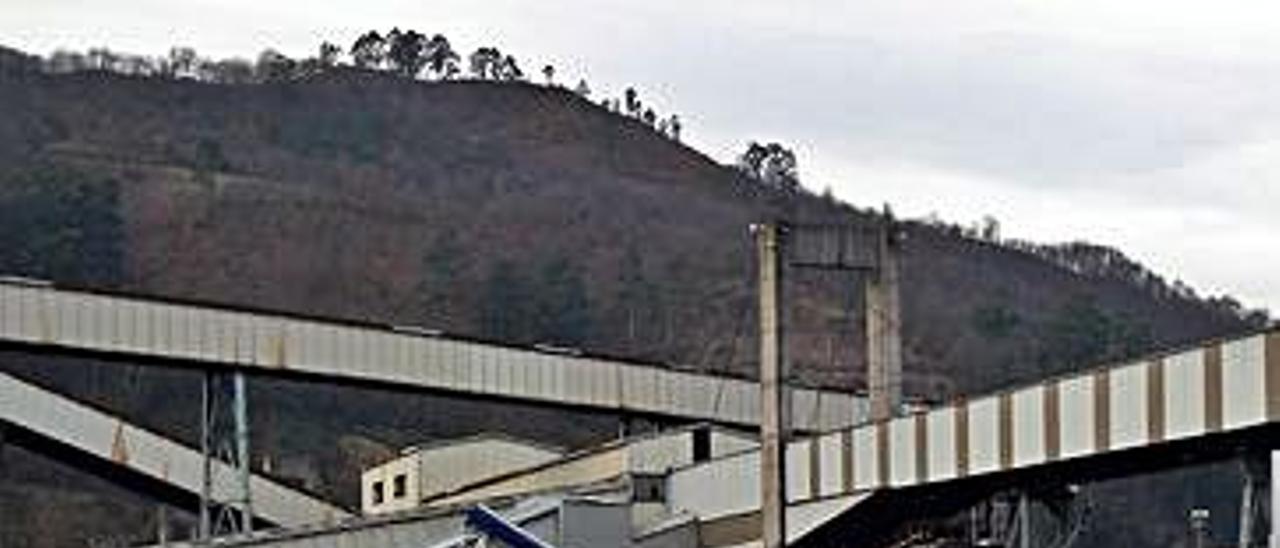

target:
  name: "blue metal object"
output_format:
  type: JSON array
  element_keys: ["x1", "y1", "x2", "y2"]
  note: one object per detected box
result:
[{"x1": 464, "y1": 504, "x2": 557, "y2": 548}]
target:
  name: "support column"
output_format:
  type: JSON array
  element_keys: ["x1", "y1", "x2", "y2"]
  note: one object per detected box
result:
[
  {"x1": 755, "y1": 223, "x2": 788, "y2": 548},
  {"x1": 1270, "y1": 451, "x2": 1280, "y2": 548},
  {"x1": 200, "y1": 372, "x2": 212, "y2": 540},
  {"x1": 199, "y1": 369, "x2": 253, "y2": 540},
  {"x1": 157, "y1": 504, "x2": 169, "y2": 546},
  {"x1": 1239, "y1": 452, "x2": 1271, "y2": 548},
  {"x1": 1018, "y1": 491, "x2": 1032, "y2": 548},
  {"x1": 866, "y1": 215, "x2": 902, "y2": 422},
  {"x1": 234, "y1": 371, "x2": 253, "y2": 533}
]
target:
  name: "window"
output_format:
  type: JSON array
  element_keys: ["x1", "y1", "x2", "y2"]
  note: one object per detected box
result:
[
  {"x1": 632, "y1": 474, "x2": 665, "y2": 503},
  {"x1": 371, "y1": 481, "x2": 384, "y2": 505},
  {"x1": 692, "y1": 426, "x2": 712, "y2": 462},
  {"x1": 393, "y1": 474, "x2": 407, "y2": 499}
]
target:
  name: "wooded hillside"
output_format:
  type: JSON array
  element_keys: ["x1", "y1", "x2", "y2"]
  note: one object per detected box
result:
[{"x1": 0, "y1": 44, "x2": 1267, "y2": 547}]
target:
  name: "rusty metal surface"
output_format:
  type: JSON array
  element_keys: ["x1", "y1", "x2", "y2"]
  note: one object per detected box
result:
[{"x1": 0, "y1": 280, "x2": 866, "y2": 431}]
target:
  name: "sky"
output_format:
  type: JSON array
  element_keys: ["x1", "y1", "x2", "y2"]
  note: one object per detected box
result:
[{"x1": 2, "y1": 0, "x2": 1277, "y2": 313}]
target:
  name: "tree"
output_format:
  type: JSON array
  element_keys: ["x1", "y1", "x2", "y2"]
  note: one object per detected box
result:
[
  {"x1": 419, "y1": 230, "x2": 468, "y2": 324},
  {"x1": 499, "y1": 54, "x2": 523, "y2": 81},
  {"x1": 624, "y1": 87, "x2": 640, "y2": 116},
  {"x1": 642, "y1": 108, "x2": 656, "y2": 126},
  {"x1": 206, "y1": 58, "x2": 254, "y2": 84},
  {"x1": 46, "y1": 50, "x2": 88, "y2": 74},
  {"x1": 669, "y1": 115, "x2": 682, "y2": 141},
  {"x1": 424, "y1": 34, "x2": 459, "y2": 79},
  {"x1": 318, "y1": 41, "x2": 341, "y2": 68},
  {"x1": 86, "y1": 47, "x2": 119, "y2": 72},
  {"x1": 350, "y1": 30, "x2": 386, "y2": 69},
  {"x1": 0, "y1": 163, "x2": 125, "y2": 286},
  {"x1": 542, "y1": 64, "x2": 555, "y2": 85},
  {"x1": 386, "y1": 29, "x2": 428, "y2": 78},
  {"x1": 610, "y1": 243, "x2": 661, "y2": 351},
  {"x1": 534, "y1": 256, "x2": 591, "y2": 345},
  {"x1": 574, "y1": 79, "x2": 590, "y2": 97},
  {"x1": 168, "y1": 46, "x2": 197, "y2": 78},
  {"x1": 256, "y1": 49, "x2": 295, "y2": 82},
  {"x1": 468, "y1": 47, "x2": 501, "y2": 79},
  {"x1": 737, "y1": 141, "x2": 800, "y2": 192},
  {"x1": 119, "y1": 55, "x2": 157, "y2": 76},
  {"x1": 480, "y1": 260, "x2": 535, "y2": 342},
  {"x1": 980, "y1": 215, "x2": 1001, "y2": 241}
]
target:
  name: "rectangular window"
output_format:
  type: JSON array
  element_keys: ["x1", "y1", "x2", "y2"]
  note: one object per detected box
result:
[
  {"x1": 393, "y1": 474, "x2": 407, "y2": 498},
  {"x1": 372, "y1": 481, "x2": 384, "y2": 505},
  {"x1": 693, "y1": 426, "x2": 712, "y2": 462},
  {"x1": 632, "y1": 474, "x2": 666, "y2": 503}
]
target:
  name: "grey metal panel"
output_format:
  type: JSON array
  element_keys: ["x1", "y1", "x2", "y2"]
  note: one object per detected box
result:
[
  {"x1": 926, "y1": 407, "x2": 957, "y2": 482},
  {"x1": 967, "y1": 396, "x2": 1001, "y2": 476},
  {"x1": 1164, "y1": 350, "x2": 1206, "y2": 440},
  {"x1": 1058, "y1": 373, "x2": 1095, "y2": 460},
  {"x1": 1109, "y1": 361, "x2": 1149, "y2": 450},
  {"x1": 887, "y1": 416, "x2": 916, "y2": 487},
  {"x1": 1223, "y1": 335, "x2": 1267, "y2": 429},
  {"x1": 1011, "y1": 386, "x2": 1046, "y2": 467},
  {"x1": 0, "y1": 283, "x2": 864, "y2": 430},
  {"x1": 561, "y1": 501, "x2": 632, "y2": 548}
]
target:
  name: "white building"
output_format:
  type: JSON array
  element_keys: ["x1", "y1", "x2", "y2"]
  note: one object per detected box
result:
[{"x1": 361, "y1": 434, "x2": 564, "y2": 515}]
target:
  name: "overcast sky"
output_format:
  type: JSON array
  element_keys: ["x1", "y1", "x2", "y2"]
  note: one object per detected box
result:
[{"x1": 3, "y1": 0, "x2": 1277, "y2": 312}]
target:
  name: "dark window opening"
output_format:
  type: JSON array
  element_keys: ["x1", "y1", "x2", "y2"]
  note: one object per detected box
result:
[
  {"x1": 372, "y1": 481, "x2": 385, "y2": 505},
  {"x1": 693, "y1": 426, "x2": 712, "y2": 462},
  {"x1": 632, "y1": 474, "x2": 666, "y2": 503},
  {"x1": 393, "y1": 474, "x2": 407, "y2": 498}
]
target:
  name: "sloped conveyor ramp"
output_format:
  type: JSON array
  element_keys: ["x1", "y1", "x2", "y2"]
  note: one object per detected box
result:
[{"x1": 0, "y1": 371, "x2": 351, "y2": 528}]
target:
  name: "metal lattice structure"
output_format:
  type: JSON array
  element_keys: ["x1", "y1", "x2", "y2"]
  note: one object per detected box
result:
[{"x1": 200, "y1": 370, "x2": 253, "y2": 539}]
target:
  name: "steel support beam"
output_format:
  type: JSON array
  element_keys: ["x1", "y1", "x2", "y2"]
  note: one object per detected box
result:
[{"x1": 200, "y1": 369, "x2": 253, "y2": 539}]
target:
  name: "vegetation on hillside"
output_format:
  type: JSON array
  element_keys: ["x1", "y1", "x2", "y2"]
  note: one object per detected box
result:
[{"x1": 0, "y1": 41, "x2": 1272, "y2": 547}]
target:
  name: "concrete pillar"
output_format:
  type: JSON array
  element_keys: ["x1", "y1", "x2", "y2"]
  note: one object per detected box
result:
[
  {"x1": 755, "y1": 223, "x2": 788, "y2": 548},
  {"x1": 866, "y1": 218, "x2": 903, "y2": 421}
]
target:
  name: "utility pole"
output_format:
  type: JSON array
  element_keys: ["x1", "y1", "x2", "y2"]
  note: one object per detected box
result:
[
  {"x1": 866, "y1": 209, "x2": 903, "y2": 422},
  {"x1": 755, "y1": 222, "x2": 788, "y2": 548}
]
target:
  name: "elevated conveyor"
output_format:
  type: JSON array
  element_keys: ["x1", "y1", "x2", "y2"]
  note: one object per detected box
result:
[
  {"x1": 0, "y1": 371, "x2": 351, "y2": 527},
  {"x1": 0, "y1": 279, "x2": 864, "y2": 431}
]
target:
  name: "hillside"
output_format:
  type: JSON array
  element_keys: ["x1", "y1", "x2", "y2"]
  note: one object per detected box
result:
[{"x1": 0, "y1": 52, "x2": 1266, "y2": 547}]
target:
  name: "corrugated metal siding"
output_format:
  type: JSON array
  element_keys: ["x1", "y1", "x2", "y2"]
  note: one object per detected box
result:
[
  {"x1": 1164, "y1": 350, "x2": 1206, "y2": 440},
  {"x1": 1057, "y1": 375, "x2": 1095, "y2": 460},
  {"x1": 1223, "y1": 335, "x2": 1267, "y2": 429},
  {"x1": 0, "y1": 282, "x2": 864, "y2": 431},
  {"x1": 926, "y1": 407, "x2": 957, "y2": 482},
  {"x1": 664, "y1": 328, "x2": 1280, "y2": 521},
  {"x1": 1011, "y1": 386, "x2": 1045, "y2": 467}
]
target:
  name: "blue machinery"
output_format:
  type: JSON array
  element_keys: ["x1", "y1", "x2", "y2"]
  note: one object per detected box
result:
[{"x1": 463, "y1": 504, "x2": 557, "y2": 548}]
